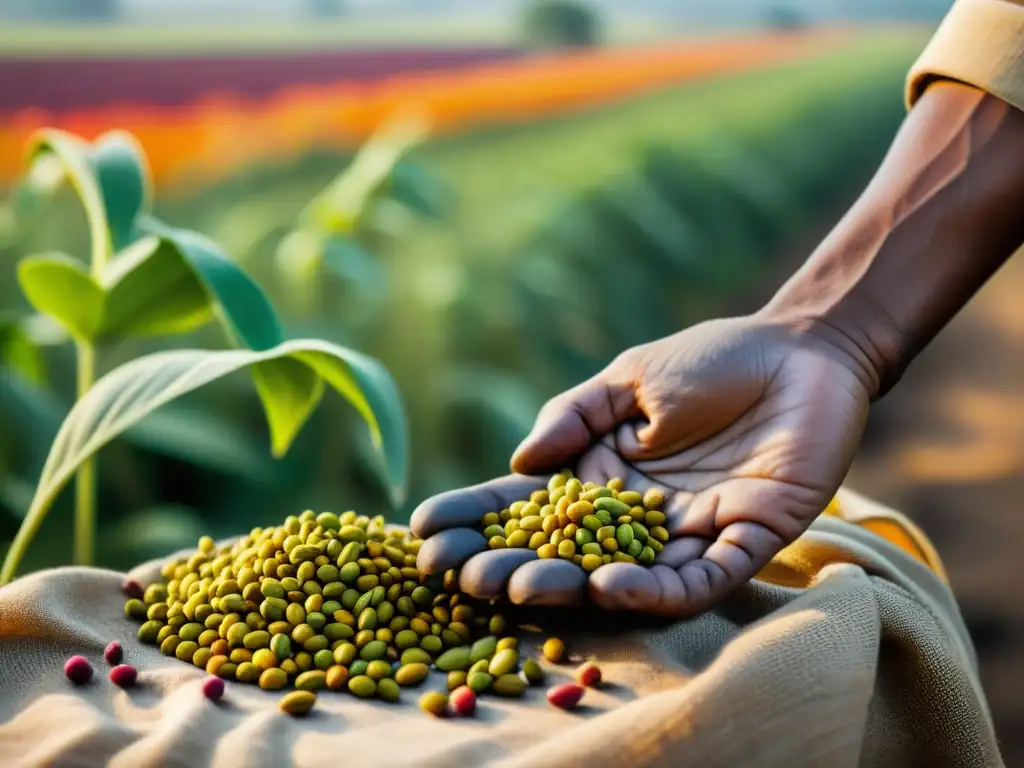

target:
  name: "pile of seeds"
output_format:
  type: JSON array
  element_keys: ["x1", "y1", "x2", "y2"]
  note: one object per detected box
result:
[
  {"x1": 480, "y1": 471, "x2": 669, "y2": 572},
  {"x1": 122, "y1": 509, "x2": 586, "y2": 715}
]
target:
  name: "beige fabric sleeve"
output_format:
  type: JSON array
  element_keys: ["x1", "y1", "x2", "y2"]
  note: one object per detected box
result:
[{"x1": 907, "y1": 0, "x2": 1024, "y2": 112}]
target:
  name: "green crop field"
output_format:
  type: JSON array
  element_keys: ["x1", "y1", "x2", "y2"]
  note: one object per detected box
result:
[{"x1": 0, "y1": 30, "x2": 927, "y2": 577}]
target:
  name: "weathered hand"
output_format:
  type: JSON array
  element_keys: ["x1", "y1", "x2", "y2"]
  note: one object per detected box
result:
[{"x1": 412, "y1": 316, "x2": 873, "y2": 616}]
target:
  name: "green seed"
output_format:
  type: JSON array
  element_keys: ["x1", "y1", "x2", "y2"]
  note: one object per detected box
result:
[
  {"x1": 420, "y1": 635, "x2": 443, "y2": 654},
  {"x1": 339, "y1": 562, "x2": 361, "y2": 583},
  {"x1": 411, "y1": 586, "x2": 432, "y2": 607},
  {"x1": 243, "y1": 630, "x2": 270, "y2": 650},
  {"x1": 125, "y1": 599, "x2": 148, "y2": 620},
  {"x1": 348, "y1": 675, "x2": 377, "y2": 698},
  {"x1": 638, "y1": 546, "x2": 656, "y2": 566},
  {"x1": 491, "y1": 674, "x2": 527, "y2": 697},
  {"x1": 581, "y1": 515, "x2": 603, "y2": 532},
  {"x1": 523, "y1": 658, "x2": 545, "y2": 684},
  {"x1": 279, "y1": 690, "x2": 316, "y2": 716},
  {"x1": 324, "y1": 623, "x2": 354, "y2": 642},
  {"x1": 594, "y1": 497, "x2": 631, "y2": 518},
  {"x1": 395, "y1": 629, "x2": 420, "y2": 649},
  {"x1": 290, "y1": 545, "x2": 319, "y2": 563},
  {"x1": 360, "y1": 640, "x2": 388, "y2": 661},
  {"x1": 175, "y1": 640, "x2": 198, "y2": 662},
  {"x1": 377, "y1": 678, "x2": 401, "y2": 702},
  {"x1": 138, "y1": 620, "x2": 162, "y2": 643},
  {"x1": 366, "y1": 660, "x2": 393, "y2": 680},
  {"x1": 631, "y1": 522, "x2": 649, "y2": 544},
  {"x1": 260, "y1": 668, "x2": 289, "y2": 690},
  {"x1": 581, "y1": 543, "x2": 603, "y2": 557},
  {"x1": 400, "y1": 648, "x2": 431, "y2": 666},
  {"x1": 236, "y1": 662, "x2": 262, "y2": 683},
  {"x1": 468, "y1": 659, "x2": 490, "y2": 678},
  {"x1": 160, "y1": 635, "x2": 181, "y2": 656},
  {"x1": 334, "y1": 643, "x2": 358, "y2": 666},
  {"x1": 349, "y1": 660, "x2": 369, "y2": 677},
  {"x1": 469, "y1": 636, "x2": 497, "y2": 663},
  {"x1": 436, "y1": 647, "x2": 472, "y2": 672},
  {"x1": 295, "y1": 670, "x2": 327, "y2": 691},
  {"x1": 488, "y1": 648, "x2": 518, "y2": 677},
  {"x1": 220, "y1": 594, "x2": 246, "y2": 614},
  {"x1": 395, "y1": 662, "x2": 430, "y2": 686},
  {"x1": 626, "y1": 539, "x2": 643, "y2": 557},
  {"x1": 314, "y1": 649, "x2": 335, "y2": 670},
  {"x1": 467, "y1": 671, "x2": 493, "y2": 693},
  {"x1": 448, "y1": 670, "x2": 468, "y2": 691},
  {"x1": 489, "y1": 615, "x2": 507, "y2": 636},
  {"x1": 575, "y1": 528, "x2": 595, "y2": 547}
]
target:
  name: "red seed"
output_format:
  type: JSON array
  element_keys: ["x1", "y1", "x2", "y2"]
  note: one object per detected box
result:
[
  {"x1": 109, "y1": 664, "x2": 138, "y2": 687},
  {"x1": 448, "y1": 686, "x2": 476, "y2": 717},
  {"x1": 202, "y1": 676, "x2": 225, "y2": 701},
  {"x1": 576, "y1": 662, "x2": 602, "y2": 687},
  {"x1": 64, "y1": 655, "x2": 93, "y2": 685},
  {"x1": 104, "y1": 641, "x2": 123, "y2": 666},
  {"x1": 121, "y1": 579, "x2": 144, "y2": 599},
  {"x1": 546, "y1": 682, "x2": 585, "y2": 710}
]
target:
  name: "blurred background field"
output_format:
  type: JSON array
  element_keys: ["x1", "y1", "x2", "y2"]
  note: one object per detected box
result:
[{"x1": 1, "y1": 0, "x2": 1021, "y2": 757}]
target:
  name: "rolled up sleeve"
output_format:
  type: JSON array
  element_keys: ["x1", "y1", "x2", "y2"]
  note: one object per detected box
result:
[{"x1": 907, "y1": 0, "x2": 1024, "y2": 112}]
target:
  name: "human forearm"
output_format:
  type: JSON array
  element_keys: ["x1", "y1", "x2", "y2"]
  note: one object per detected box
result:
[{"x1": 761, "y1": 81, "x2": 1024, "y2": 397}]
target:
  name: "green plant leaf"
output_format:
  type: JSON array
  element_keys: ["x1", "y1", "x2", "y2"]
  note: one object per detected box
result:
[
  {"x1": 88, "y1": 131, "x2": 150, "y2": 253},
  {"x1": 136, "y1": 217, "x2": 284, "y2": 351},
  {"x1": 0, "y1": 314, "x2": 47, "y2": 385},
  {"x1": 16, "y1": 253, "x2": 104, "y2": 342},
  {"x1": 99, "y1": 235, "x2": 214, "y2": 339},
  {"x1": 122, "y1": 403, "x2": 278, "y2": 481},
  {"x1": 26, "y1": 130, "x2": 111, "y2": 266},
  {"x1": 0, "y1": 338, "x2": 407, "y2": 583}
]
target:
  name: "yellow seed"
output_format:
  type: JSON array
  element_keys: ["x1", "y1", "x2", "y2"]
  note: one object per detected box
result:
[
  {"x1": 557, "y1": 540, "x2": 576, "y2": 559},
  {"x1": 519, "y1": 515, "x2": 543, "y2": 532},
  {"x1": 481, "y1": 512, "x2": 500, "y2": 527},
  {"x1": 643, "y1": 488, "x2": 665, "y2": 510},
  {"x1": 645, "y1": 510, "x2": 667, "y2": 527},
  {"x1": 505, "y1": 530, "x2": 530, "y2": 548},
  {"x1": 542, "y1": 637, "x2": 566, "y2": 663},
  {"x1": 537, "y1": 543, "x2": 557, "y2": 559},
  {"x1": 550, "y1": 530, "x2": 565, "y2": 546},
  {"x1": 528, "y1": 531, "x2": 548, "y2": 550},
  {"x1": 564, "y1": 523, "x2": 578, "y2": 539},
  {"x1": 488, "y1": 536, "x2": 507, "y2": 550},
  {"x1": 617, "y1": 491, "x2": 643, "y2": 507},
  {"x1": 542, "y1": 516, "x2": 560, "y2": 535},
  {"x1": 650, "y1": 526, "x2": 670, "y2": 542},
  {"x1": 581, "y1": 554, "x2": 602, "y2": 572},
  {"x1": 566, "y1": 501, "x2": 592, "y2": 525},
  {"x1": 601, "y1": 538, "x2": 619, "y2": 553}
]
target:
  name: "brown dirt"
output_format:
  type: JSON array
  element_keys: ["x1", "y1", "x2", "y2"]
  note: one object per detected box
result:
[{"x1": 847, "y1": 248, "x2": 1024, "y2": 764}]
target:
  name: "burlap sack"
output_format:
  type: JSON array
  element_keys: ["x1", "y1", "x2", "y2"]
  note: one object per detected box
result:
[{"x1": 0, "y1": 489, "x2": 1004, "y2": 767}]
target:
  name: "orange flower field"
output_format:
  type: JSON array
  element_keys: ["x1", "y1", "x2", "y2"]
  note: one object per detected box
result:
[{"x1": 0, "y1": 30, "x2": 845, "y2": 190}]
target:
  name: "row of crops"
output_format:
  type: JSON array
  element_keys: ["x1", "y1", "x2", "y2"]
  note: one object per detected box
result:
[
  {"x1": 0, "y1": 31, "x2": 834, "y2": 186},
  {"x1": 0, "y1": 30, "x2": 926, "y2": 574}
]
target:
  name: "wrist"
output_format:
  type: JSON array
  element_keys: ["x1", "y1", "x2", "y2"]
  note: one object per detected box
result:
[{"x1": 756, "y1": 281, "x2": 901, "y2": 401}]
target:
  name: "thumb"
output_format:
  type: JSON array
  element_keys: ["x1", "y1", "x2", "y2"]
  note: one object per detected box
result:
[{"x1": 511, "y1": 371, "x2": 638, "y2": 474}]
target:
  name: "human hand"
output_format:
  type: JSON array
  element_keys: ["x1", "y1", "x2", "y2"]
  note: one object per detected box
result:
[{"x1": 412, "y1": 315, "x2": 875, "y2": 616}]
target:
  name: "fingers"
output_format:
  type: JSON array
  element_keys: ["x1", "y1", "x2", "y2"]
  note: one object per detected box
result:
[
  {"x1": 409, "y1": 474, "x2": 547, "y2": 539},
  {"x1": 510, "y1": 372, "x2": 639, "y2": 475},
  {"x1": 416, "y1": 529, "x2": 487, "y2": 575},
  {"x1": 507, "y1": 559, "x2": 587, "y2": 606},
  {"x1": 458, "y1": 549, "x2": 537, "y2": 600}
]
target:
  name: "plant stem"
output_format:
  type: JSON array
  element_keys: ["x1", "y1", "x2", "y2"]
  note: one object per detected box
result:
[{"x1": 74, "y1": 341, "x2": 96, "y2": 566}]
